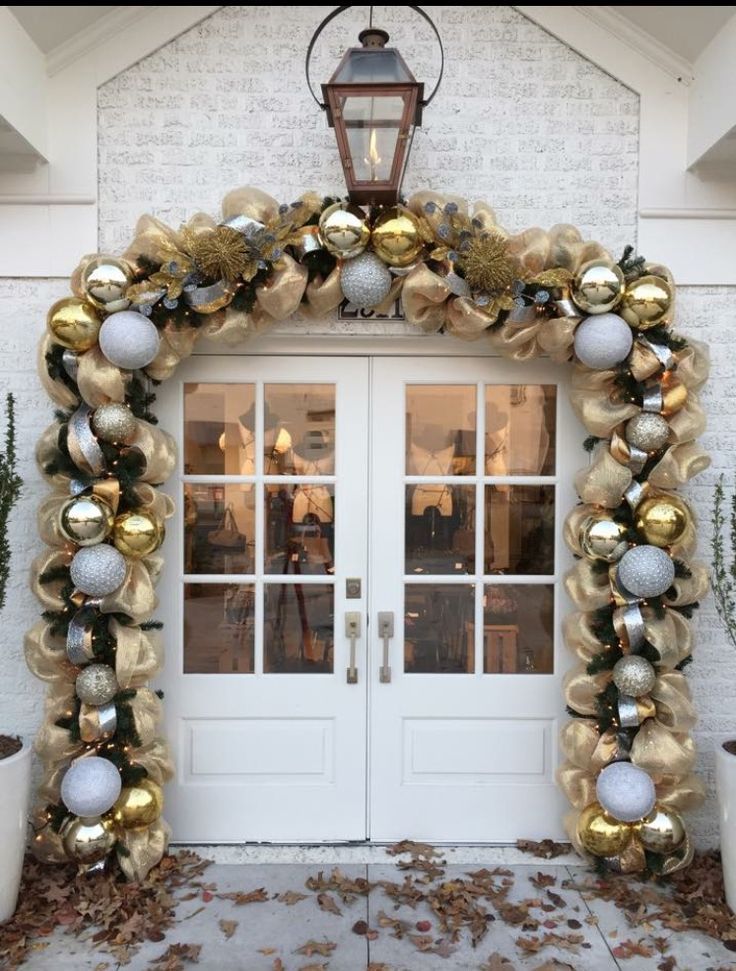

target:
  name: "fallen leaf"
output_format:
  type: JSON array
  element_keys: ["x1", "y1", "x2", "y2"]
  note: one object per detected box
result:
[
  {"x1": 216, "y1": 888, "x2": 268, "y2": 906},
  {"x1": 479, "y1": 952, "x2": 516, "y2": 970},
  {"x1": 317, "y1": 892, "x2": 342, "y2": 916},
  {"x1": 530, "y1": 872, "x2": 557, "y2": 890},
  {"x1": 298, "y1": 965, "x2": 329, "y2": 971},
  {"x1": 277, "y1": 891, "x2": 308, "y2": 906},
  {"x1": 377, "y1": 910, "x2": 410, "y2": 939},
  {"x1": 148, "y1": 942, "x2": 203, "y2": 969},
  {"x1": 612, "y1": 938, "x2": 655, "y2": 959},
  {"x1": 258, "y1": 948, "x2": 277, "y2": 955},
  {"x1": 366, "y1": 930, "x2": 379, "y2": 941},
  {"x1": 272, "y1": 960, "x2": 285, "y2": 971},
  {"x1": 408, "y1": 933, "x2": 456, "y2": 957},
  {"x1": 218, "y1": 919, "x2": 237, "y2": 940},
  {"x1": 516, "y1": 839, "x2": 571, "y2": 860},
  {"x1": 294, "y1": 939, "x2": 337, "y2": 958}
]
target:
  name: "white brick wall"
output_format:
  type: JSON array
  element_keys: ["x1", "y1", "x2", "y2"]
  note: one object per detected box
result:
[{"x1": 2, "y1": 5, "x2": 731, "y2": 847}]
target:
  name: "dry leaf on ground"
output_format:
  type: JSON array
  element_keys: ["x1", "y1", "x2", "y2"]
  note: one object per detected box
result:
[
  {"x1": 317, "y1": 892, "x2": 342, "y2": 916},
  {"x1": 218, "y1": 919, "x2": 237, "y2": 939},
  {"x1": 479, "y1": 952, "x2": 516, "y2": 970},
  {"x1": 294, "y1": 939, "x2": 338, "y2": 958},
  {"x1": 516, "y1": 840, "x2": 571, "y2": 860},
  {"x1": 147, "y1": 942, "x2": 202, "y2": 969},
  {"x1": 216, "y1": 888, "x2": 268, "y2": 906},
  {"x1": 277, "y1": 890, "x2": 308, "y2": 906}
]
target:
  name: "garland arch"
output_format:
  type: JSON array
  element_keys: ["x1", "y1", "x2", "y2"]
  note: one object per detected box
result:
[{"x1": 29, "y1": 186, "x2": 710, "y2": 880}]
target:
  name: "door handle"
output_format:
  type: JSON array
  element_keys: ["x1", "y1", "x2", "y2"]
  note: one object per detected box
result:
[
  {"x1": 345, "y1": 612, "x2": 361, "y2": 684},
  {"x1": 378, "y1": 611, "x2": 394, "y2": 683}
]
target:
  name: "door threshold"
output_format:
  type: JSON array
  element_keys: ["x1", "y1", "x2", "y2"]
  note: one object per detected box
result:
[{"x1": 173, "y1": 842, "x2": 579, "y2": 866}]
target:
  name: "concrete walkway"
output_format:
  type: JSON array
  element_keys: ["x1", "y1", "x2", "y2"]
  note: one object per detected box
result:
[{"x1": 18, "y1": 861, "x2": 736, "y2": 970}]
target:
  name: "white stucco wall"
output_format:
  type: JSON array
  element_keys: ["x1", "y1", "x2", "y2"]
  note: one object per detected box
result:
[{"x1": 1, "y1": 5, "x2": 732, "y2": 848}]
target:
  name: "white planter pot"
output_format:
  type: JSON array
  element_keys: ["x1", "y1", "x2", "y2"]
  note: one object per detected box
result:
[
  {"x1": 0, "y1": 739, "x2": 31, "y2": 923},
  {"x1": 716, "y1": 740, "x2": 736, "y2": 912}
]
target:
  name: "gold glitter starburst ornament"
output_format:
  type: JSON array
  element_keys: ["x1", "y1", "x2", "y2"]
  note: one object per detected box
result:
[
  {"x1": 189, "y1": 226, "x2": 251, "y2": 282},
  {"x1": 462, "y1": 233, "x2": 519, "y2": 295}
]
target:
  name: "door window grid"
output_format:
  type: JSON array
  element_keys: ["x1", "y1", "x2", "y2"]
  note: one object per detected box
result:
[
  {"x1": 181, "y1": 380, "x2": 337, "y2": 675},
  {"x1": 403, "y1": 382, "x2": 557, "y2": 676}
]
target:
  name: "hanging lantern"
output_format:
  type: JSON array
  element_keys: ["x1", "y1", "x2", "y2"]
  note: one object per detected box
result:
[{"x1": 307, "y1": 6, "x2": 443, "y2": 205}]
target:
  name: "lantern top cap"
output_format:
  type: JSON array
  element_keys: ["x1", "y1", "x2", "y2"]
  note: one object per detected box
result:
[{"x1": 358, "y1": 28, "x2": 390, "y2": 48}]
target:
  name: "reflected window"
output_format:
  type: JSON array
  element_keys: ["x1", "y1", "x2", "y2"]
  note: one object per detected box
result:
[
  {"x1": 484, "y1": 485, "x2": 555, "y2": 575},
  {"x1": 406, "y1": 385, "x2": 476, "y2": 475},
  {"x1": 483, "y1": 585, "x2": 553, "y2": 673},
  {"x1": 485, "y1": 385, "x2": 556, "y2": 476},
  {"x1": 184, "y1": 584, "x2": 254, "y2": 673},
  {"x1": 404, "y1": 584, "x2": 475, "y2": 673},
  {"x1": 264, "y1": 584, "x2": 334, "y2": 673},
  {"x1": 184, "y1": 383, "x2": 255, "y2": 476},
  {"x1": 405, "y1": 485, "x2": 474, "y2": 575}
]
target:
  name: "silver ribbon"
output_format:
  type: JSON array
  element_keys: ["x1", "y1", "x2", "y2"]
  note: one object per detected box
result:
[
  {"x1": 639, "y1": 337, "x2": 676, "y2": 371},
  {"x1": 618, "y1": 694, "x2": 640, "y2": 727},
  {"x1": 626, "y1": 444, "x2": 648, "y2": 475},
  {"x1": 624, "y1": 481, "x2": 647, "y2": 512},
  {"x1": 292, "y1": 226, "x2": 323, "y2": 260},
  {"x1": 80, "y1": 702, "x2": 117, "y2": 742},
  {"x1": 67, "y1": 404, "x2": 106, "y2": 476},
  {"x1": 554, "y1": 297, "x2": 581, "y2": 319},
  {"x1": 223, "y1": 214, "x2": 265, "y2": 236},
  {"x1": 66, "y1": 605, "x2": 100, "y2": 665},
  {"x1": 642, "y1": 383, "x2": 664, "y2": 414},
  {"x1": 613, "y1": 568, "x2": 642, "y2": 605},
  {"x1": 506, "y1": 304, "x2": 539, "y2": 324},
  {"x1": 69, "y1": 479, "x2": 87, "y2": 497},
  {"x1": 184, "y1": 279, "x2": 231, "y2": 310},
  {"x1": 62, "y1": 349, "x2": 79, "y2": 382},
  {"x1": 445, "y1": 271, "x2": 471, "y2": 297},
  {"x1": 615, "y1": 603, "x2": 646, "y2": 650}
]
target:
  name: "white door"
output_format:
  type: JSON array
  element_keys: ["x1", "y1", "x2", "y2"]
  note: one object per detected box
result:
[
  {"x1": 368, "y1": 357, "x2": 575, "y2": 842},
  {"x1": 158, "y1": 357, "x2": 369, "y2": 842}
]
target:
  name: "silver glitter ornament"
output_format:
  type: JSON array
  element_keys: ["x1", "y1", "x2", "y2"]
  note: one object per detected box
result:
[
  {"x1": 612, "y1": 655, "x2": 656, "y2": 697},
  {"x1": 617, "y1": 544, "x2": 675, "y2": 599},
  {"x1": 340, "y1": 252, "x2": 392, "y2": 309},
  {"x1": 60, "y1": 756, "x2": 122, "y2": 818},
  {"x1": 625, "y1": 412, "x2": 670, "y2": 452},
  {"x1": 596, "y1": 761, "x2": 656, "y2": 822},
  {"x1": 76, "y1": 664, "x2": 119, "y2": 706},
  {"x1": 91, "y1": 403, "x2": 137, "y2": 444},
  {"x1": 573, "y1": 313, "x2": 633, "y2": 370},
  {"x1": 70, "y1": 544, "x2": 127, "y2": 597},
  {"x1": 98, "y1": 310, "x2": 160, "y2": 370}
]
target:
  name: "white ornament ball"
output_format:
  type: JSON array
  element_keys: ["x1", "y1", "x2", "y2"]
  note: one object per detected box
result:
[
  {"x1": 60, "y1": 756, "x2": 122, "y2": 818},
  {"x1": 76, "y1": 663, "x2": 119, "y2": 705},
  {"x1": 596, "y1": 761, "x2": 656, "y2": 822},
  {"x1": 98, "y1": 311, "x2": 160, "y2": 370},
  {"x1": 612, "y1": 655, "x2": 657, "y2": 697},
  {"x1": 617, "y1": 545, "x2": 675, "y2": 599},
  {"x1": 340, "y1": 252, "x2": 392, "y2": 309},
  {"x1": 573, "y1": 313, "x2": 633, "y2": 370},
  {"x1": 70, "y1": 544, "x2": 127, "y2": 597}
]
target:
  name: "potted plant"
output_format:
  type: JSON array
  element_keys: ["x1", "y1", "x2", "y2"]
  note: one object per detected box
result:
[
  {"x1": 0, "y1": 393, "x2": 27, "y2": 923},
  {"x1": 711, "y1": 474, "x2": 736, "y2": 910}
]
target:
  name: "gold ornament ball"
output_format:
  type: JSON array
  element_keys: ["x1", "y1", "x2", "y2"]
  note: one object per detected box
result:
[
  {"x1": 81, "y1": 256, "x2": 133, "y2": 313},
  {"x1": 47, "y1": 297, "x2": 101, "y2": 352},
  {"x1": 91, "y1": 403, "x2": 138, "y2": 445},
  {"x1": 636, "y1": 806, "x2": 686, "y2": 853},
  {"x1": 370, "y1": 206, "x2": 424, "y2": 268},
  {"x1": 571, "y1": 260, "x2": 625, "y2": 315},
  {"x1": 578, "y1": 802, "x2": 633, "y2": 857},
  {"x1": 580, "y1": 514, "x2": 629, "y2": 562},
  {"x1": 59, "y1": 494, "x2": 115, "y2": 547},
  {"x1": 620, "y1": 275, "x2": 674, "y2": 330},
  {"x1": 61, "y1": 814, "x2": 116, "y2": 864},
  {"x1": 112, "y1": 779, "x2": 164, "y2": 829},
  {"x1": 318, "y1": 202, "x2": 370, "y2": 259},
  {"x1": 113, "y1": 509, "x2": 164, "y2": 558},
  {"x1": 635, "y1": 494, "x2": 691, "y2": 547}
]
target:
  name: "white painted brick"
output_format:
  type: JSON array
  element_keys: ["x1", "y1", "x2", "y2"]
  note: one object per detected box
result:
[{"x1": 2, "y1": 5, "x2": 732, "y2": 849}]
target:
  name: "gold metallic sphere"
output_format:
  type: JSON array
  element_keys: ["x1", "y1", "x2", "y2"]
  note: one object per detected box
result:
[
  {"x1": 59, "y1": 494, "x2": 115, "y2": 547},
  {"x1": 61, "y1": 814, "x2": 117, "y2": 863},
  {"x1": 635, "y1": 494, "x2": 691, "y2": 548},
  {"x1": 47, "y1": 297, "x2": 101, "y2": 352},
  {"x1": 660, "y1": 373, "x2": 688, "y2": 416},
  {"x1": 636, "y1": 806, "x2": 686, "y2": 853},
  {"x1": 370, "y1": 206, "x2": 424, "y2": 268},
  {"x1": 578, "y1": 802, "x2": 633, "y2": 857},
  {"x1": 571, "y1": 260, "x2": 625, "y2": 315},
  {"x1": 81, "y1": 257, "x2": 133, "y2": 313},
  {"x1": 580, "y1": 514, "x2": 629, "y2": 562},
  {"x1": 318, "y1": 202, "x2": 370, "y2": 259},
  {"x1": 620, "y1": 275, "x2": 674, "y2": 330},
  {"x1": 112, "y1": 779, "x2": 164, "y2": 829},
  {"x1": 113, "y1": 510, "x2": 164, "y2": 559}
]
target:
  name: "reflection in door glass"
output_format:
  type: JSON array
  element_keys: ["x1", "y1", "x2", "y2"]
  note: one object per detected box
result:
[
  {"x1": 184, "y1": 383, "x2": 255, "y2": 476},
  {"x1": 184, "y1": 484, "x2": 254, "y2": 575},
  {"x1": 485, "y1": 385, "x2": 557, "y2": 476},
  {"x1": 404, "y1": 584, "x2": 475, "y2": 673},
  {"x1": 265, "y1": 485, "x2": 335, "y2": 575},
  {"x1": 405, "y1": 485, "x2": 475, "y2": 575},
  {"x1": 406, "y1": 385, "x2": 476, "y2": 475},
  {"x1": 483, "y1": 584, "x2": 554, "y2": 673},
  {"x1": 484, "y1": 485, "x2": 555, "y2": 575},
  {"x1": 264, "y1": 384, "x2": 336, "y2": 475},
  {"x1": 264, "y1": 583, "x2": 334, "y2": 673},
  {"x1": 184, "y1": 583, "x2": 254, "y2": 673}
]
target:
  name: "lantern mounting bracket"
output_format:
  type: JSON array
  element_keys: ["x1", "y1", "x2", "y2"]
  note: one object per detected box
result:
[{"x1": 305, "y1": 4, "x2": 444, "y2": 111}]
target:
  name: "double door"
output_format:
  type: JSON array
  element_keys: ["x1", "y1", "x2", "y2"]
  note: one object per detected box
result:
[{"x1": 159, "y1": 354, "x2": 572, "y2": 842}]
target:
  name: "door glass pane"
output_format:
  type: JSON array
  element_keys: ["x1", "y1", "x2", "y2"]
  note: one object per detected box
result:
[
  {"x1": 486, "y1": 385, "x2": 556, "y2": 476},
  {"x1": 264, "y1": 583, "x2": 334, "y2": 673},
  {"x1": 406, "y1": 385, "x2": 476, "y2": 475},
  {"x1": 184, "y1": 484, "x2": 255, "y2": 575},
  {"x1": 483, "y1": 584, "x2": 553, "y2": 674},
  {"x1": 184, "y1": 383, "x2": 255, "y2": 475},
  {"x1": 265, "y1": 485, "x2": 335, "y2": 575},
  {"x1": 264, "y1": 384, "x2": 335, "y2": 475},
  {"x1": 404, "y1": 584, "x2": 475, "y2": 673},
  {"x1": 405, "y1": 485, "x2": 475, "y2": 575},
  {"x1": 184, "y1": 583, "x2": 254, "y2": 673},
  {"x1": 484, "y1": 485, "x2": 555, "y2": 575}
]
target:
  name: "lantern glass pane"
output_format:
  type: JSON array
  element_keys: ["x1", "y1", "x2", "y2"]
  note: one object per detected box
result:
[
  {"x1": 333, "y1": 48, "x2": 412, "y2": 84},
  {"x1": 341, "y1": 94, "x2": 406, "y2": 183}
]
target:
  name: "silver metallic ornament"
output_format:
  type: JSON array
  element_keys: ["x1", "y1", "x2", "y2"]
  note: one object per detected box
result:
[
  {"x1": 340, "y1": 252, "x2": 392, "y2": 309},
  {"x1": 98, "y1": 310, "x2": 160, "y2": 371},
  {"x1": 573, "y1": 313, "x2": 633, "y2": 370},
  {"x1": 612, "y1": 654, "x2": 656, "y2": 697},
  {"x1": 624, "y1": 412, "x2": 670, "y2": 453},
  {"x1": 76, "y1": 663, "x2": 119, "y2": 706},
  {"x1": 59, "y1": 495, "x2": 114, "y2": 547},
  {"x1": 91, "y1": 403, "x2": 137, "y2": 444},
  {"x1": 70, "y1": 544, "x2": 127, "y2": 597},
  {"x1": 617, "y1": 544, "x2": 675, "y2": 599},
  {"x1": 596, "y1": 761, "x2": 656, "y2": 823},
  {"x1": 60, "y1": 756, "x2": 122, "y2": 818}
]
